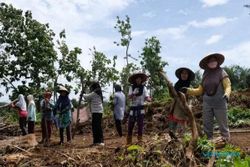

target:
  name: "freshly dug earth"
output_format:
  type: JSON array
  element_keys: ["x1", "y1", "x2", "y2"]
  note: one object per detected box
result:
[{"x1": 0, "y1": 122, "x2": 249, "y2": 167}]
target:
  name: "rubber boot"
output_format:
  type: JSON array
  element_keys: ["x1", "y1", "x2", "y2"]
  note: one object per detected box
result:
[{"x1": 126, "y1": 135, "x2": 132, "y2": 145}]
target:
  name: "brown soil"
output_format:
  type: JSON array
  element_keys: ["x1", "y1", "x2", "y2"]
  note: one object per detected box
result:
[{"x1": 230, "y1": 129, "x2": 250, "y2": 153}]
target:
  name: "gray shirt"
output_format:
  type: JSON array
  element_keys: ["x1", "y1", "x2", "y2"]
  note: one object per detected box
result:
[
  {"x1": 83, "y1": 92, "x2": 103, "y2": 114},
  {"x1": 114, "y1": 91, "x2": 126, "y2": 120},
  {"x1": 203, "y1": 83, "x2": 227, "y2": 109}
]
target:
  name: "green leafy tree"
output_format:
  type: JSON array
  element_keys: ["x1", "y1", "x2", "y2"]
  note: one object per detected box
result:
[
  {"x1": 90, "y1": 47, "x2": 119, "y2": 87},
  {"x1": 140, "y1": 36, "x2": 168, "y2": 100},
  {"x1": 120, "y1": 63, "x2": 139, "y2": 95},
  {"x1": 224, "y1": 65, "x2": 250, "y2": 90},
  {"x1": 53, "y1": 30, "x2": 82, "y2": 100},
  {"x1": 114, "y1": 15, "x2": 132, "y2": 65},
  {"x1": 0, "y1": 3, "x2": 57, "y2": 99},
  {"x1": 191, "y1": 70, "x2": 202, "y2": 87},
  {"x1": 114, "y1": 15, "x2": 139, "y2": 95}
]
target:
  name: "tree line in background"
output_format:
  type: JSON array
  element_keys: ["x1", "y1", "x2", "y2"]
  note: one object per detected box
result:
[
  {"x1": 0, "y1": 3, "x2": 168, "y2": 103},
  {"x1": 0, "y1": 2, "x2": 249, "y2": 105}
]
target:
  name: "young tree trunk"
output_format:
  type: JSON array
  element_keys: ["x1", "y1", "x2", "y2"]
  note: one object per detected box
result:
[
  {"x1": 72, "y1": 78, "x2": 85, "y2": 139},
  {"x1": 159, "y1": 71, "x2": 199, "y2": 166}
]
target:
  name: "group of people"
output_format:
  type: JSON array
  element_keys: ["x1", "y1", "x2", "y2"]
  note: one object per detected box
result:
[
  {"x1": 10, "y1": 86, "x2": 73, "y2": 145},
  {"x1": 11, "y1": 94, "x2": 36, "y2": 136},
  {"x1": 116, "y1": 52, "x2": 231, "y2": 144},
  {"x1": 164, "y1": 53, "x2": 231, "y2": 142},
  {"x1": 10, "y1": 52, "x2": 232, "y2": 147}
]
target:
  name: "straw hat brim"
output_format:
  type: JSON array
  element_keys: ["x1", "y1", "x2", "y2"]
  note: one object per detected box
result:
[
  {"x1": 58, "y1": 86, "x2": 69, "y2": 94},
  {"x1": 128, "y1": 73, "x2": 148, "y2": 84},
  {"x1": 175, "y1": 67, "x2": 195, "y2": 81},
  {"x1": 199, "y1": 53, "x2": 225, "y2": 69}
]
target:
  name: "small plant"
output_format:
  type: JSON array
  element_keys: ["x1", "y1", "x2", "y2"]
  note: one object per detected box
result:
[
  {"x1": 127, "y1": 145, "x2": 144, "y2": 164},
  {"x1": 228, "y1": 107, "x2": 250, "y2": 127},
  {"x1": 215, "y1": 144, "x2": 247, "y2": 167},
  {"x1": 197, "y1": 136, "x2": 215, "y2": 153},
  {"x1": 183, "y1": 133, "x2": 192, "y2": 144}
]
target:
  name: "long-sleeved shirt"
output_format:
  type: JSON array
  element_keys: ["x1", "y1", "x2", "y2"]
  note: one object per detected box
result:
[
  {"x1": 114, "y1": 91, "x2": 126, "y2": 120},
  {"x1": 40, "y1": 99, "x2": 54, "y2": 120},
  {"x1": 187, "y1": 77, "x2": 231, "y2": 97},
  {"x1": 27, "y1": 102, "x2": 37, "y2": 122},
  {"x1": 83, "y1": 92, "x2": 103, "y2": 114},
  {"x1": 187, "y1": 77, "x2": 231, "y2": 109}
]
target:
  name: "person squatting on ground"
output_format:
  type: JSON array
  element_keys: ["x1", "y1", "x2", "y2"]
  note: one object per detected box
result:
[
  {"x1": 40, "y1": 90, "x2": 54, "y2": 144},
  {"x1": 113, "y1": 84, "x2": 126, "y2": 137},
  {"x1": 185, "y1": 53, "x2": 231, "y2": 141},
  {"x1": 168, "y1": 67, "x2": 195, "y2": 136},
  {"x1": 11, "y1": 94, "x2": 28, "y2": 136},
  {"x1": 127, "y1": 72, "x2": 151, "y2": 145},
  {"x1": 83, "y1": 81, "x2": 104, "y2": 146},
  {"x1": 27, "y1": 94, "x2": 37, "y2": 134},
  {"x1": 54, "y1": 86, "x2": 72, "y2": 145}
]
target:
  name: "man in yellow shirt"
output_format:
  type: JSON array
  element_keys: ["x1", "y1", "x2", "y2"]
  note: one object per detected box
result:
[{"x1": 185, "y1": 53, "x2": 231, "y2": 141}]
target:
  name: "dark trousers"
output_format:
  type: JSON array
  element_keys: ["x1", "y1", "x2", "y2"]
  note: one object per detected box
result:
[
  {"x1": 115, "y1": 119, "x2": 123, "y2": 137},
  {"x1": 59, "y1": 124, "x2": 72, "y2": 143},
  {"x1": 92, "y1": 113, "x2": 104, "y2": 144},
  {"x1": 19, "y1": 117, "x2": 27, "y2": 136},
  {"x1": 128, "y1": 114, "x2": 144, "y2": 136},
  {"x1": 28, "y1": 121, "x2": 35, "y2": 134},
  {"x1": 41, "y1": 118, "x2": 52, "y2": 140}
]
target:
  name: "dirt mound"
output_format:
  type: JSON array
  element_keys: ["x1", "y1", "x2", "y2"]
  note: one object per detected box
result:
[{"x1": 230, "y1": 89, "x2": 250, "y2": 108}]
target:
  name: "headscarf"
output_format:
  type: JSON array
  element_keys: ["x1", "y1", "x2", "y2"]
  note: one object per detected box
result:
[
  {"x1": 90, "y1": 82, "x2": 103, "y2": 103},
  {"x1": 114, "y1": 84, "x2": 122, "y2": 92},
  {"x1": 15, "y1": 94, "x2": 27, "y2": 111},
  {"x1": 27, "y1": 95, "x2": 35, "y2": 105},
  {"x1": 174, "y1": 79, "x2": 191, "y2": 92},
  {"x1": 132, "y1": 83, "x2": 144, "y2": 96}
]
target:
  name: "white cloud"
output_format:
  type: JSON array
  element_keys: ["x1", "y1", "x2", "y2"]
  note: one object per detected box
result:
[
  {"x1": 200, "y1": 0, "x2": 229, "y2": 7},
  {"x1": 2, "y1": 0, "x2": 135, "y2": 32},
  {"x1": 189, "y1": 17, "x2": 236, "y2": 28},
  {"x1": 142, "y1": 11, "x2": 156, "y2": 18},
  {"x1": 1, "y1": 0, "x2": 134, "y2": 60},
  {"x1": 155, "y1": 25, "x2": 188, "y2": 40},
  {"x1": 222, "y1": 41, "x2": 250, "y2": 67},
  {"x1": 205, "y1": 34, "x2": 223, "y2": 45},
  {"x1": 152, "y1": 16, "x2": 236, "y2": 40}
]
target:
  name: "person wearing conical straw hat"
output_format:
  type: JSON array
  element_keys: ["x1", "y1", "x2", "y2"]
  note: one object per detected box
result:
[
  {"x1": 54, "y1": 86, "x2": 72, "y2": 145},
  {"x1": 168, "y1": 67, "x2": 195, "y2": 136},
  {"x1": 184, "y1": 53, "x2": 231, "y2": 142},
  {"x1": 126, "y1": 71, "x2": 151, "y2": 145}
]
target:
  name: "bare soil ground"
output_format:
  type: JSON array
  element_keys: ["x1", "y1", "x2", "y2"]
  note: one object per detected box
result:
[{"x1": 0, "y1": 89, "x2": 249, "y2": 166}]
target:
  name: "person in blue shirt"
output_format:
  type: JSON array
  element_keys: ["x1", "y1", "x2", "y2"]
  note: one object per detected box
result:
[{"x1": 54, "y1": 86, "x2": 72, "y2": 145}]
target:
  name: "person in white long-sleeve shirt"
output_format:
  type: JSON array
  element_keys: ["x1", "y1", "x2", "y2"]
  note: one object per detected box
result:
[
  {"x1": 27, "y1": 95, "x2": 37, "y2": 134},
  {"x1": 83, "y1": 81, "x2": 104, "y2": 146},
  {"x1": 113, "y1": 84, "x2": 126, "y2": 137}
]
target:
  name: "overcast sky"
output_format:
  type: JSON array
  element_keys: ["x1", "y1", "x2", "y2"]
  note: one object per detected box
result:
[{"x1": 1, "y1": 0, "x2": 250, "y2": 101}]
